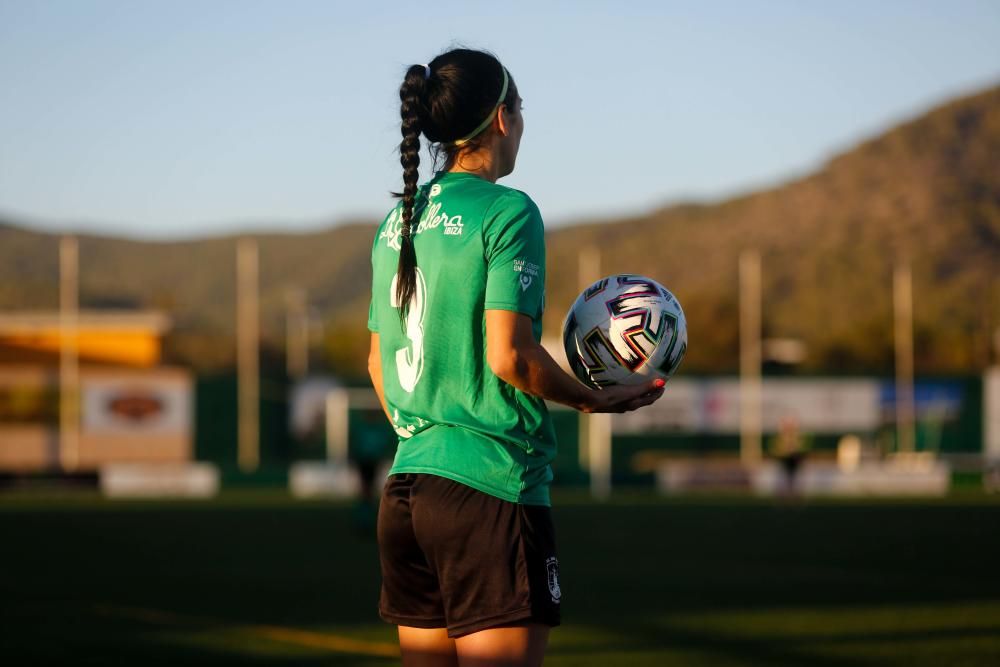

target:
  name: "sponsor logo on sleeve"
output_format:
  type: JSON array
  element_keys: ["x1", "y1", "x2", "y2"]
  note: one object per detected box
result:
[{"x1": 513, "y1": 257, "x2": 540, "y2": 292}]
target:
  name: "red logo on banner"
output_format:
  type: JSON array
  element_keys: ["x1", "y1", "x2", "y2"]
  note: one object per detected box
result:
[{"x1": 107, "y1": 393, "x2": 163, "y2": 422}]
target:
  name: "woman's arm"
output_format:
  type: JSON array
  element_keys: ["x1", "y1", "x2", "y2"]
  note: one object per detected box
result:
[
  {"x1": 485, "y1": 309, "x2": 664, "y2": 413},
  {"x1": 368, "y1": 333, "x2": 392, "y2": 422}
]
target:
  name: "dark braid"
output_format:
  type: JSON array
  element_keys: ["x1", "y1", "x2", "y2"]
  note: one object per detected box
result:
[
  {"x1": 390, "y1": 50, "x2": 518, "y2": 327},
  {"x1": 395, "y1": 64, "x2": 427, "y2": 323}
]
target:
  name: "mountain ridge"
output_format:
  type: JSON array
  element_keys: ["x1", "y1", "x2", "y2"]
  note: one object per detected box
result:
[{"x1": 2, "y1": 84, "x2": 998, "y2": 376}]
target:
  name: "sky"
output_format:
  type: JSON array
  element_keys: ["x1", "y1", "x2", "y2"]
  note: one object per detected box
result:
[{"x1": 1, "y1": 0, "x2": 998, "y2": 240}]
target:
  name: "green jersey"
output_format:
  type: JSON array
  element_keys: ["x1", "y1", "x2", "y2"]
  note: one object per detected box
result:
[{"x1": 368, "y1": 171, "x2": 556, "y2": 505}]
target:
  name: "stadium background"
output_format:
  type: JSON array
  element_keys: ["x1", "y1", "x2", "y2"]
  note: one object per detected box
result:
[{"x1": 2, "y1": 2, "x2": 999, "y2": 665}]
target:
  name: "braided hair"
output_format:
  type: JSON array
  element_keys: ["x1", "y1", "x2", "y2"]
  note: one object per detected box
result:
[{"x1": 393, "y1": 48, "x2": 518, "y2": 323}]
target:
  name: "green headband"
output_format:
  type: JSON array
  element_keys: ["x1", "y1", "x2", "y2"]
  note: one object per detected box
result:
[{"x1": 452, "y1": 66, "x2": 509, "y2": 147}]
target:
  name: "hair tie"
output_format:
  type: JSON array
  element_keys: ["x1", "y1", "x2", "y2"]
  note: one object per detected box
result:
[{"x1": 421, "y1": 64, "x2": 431, "y2": 80}]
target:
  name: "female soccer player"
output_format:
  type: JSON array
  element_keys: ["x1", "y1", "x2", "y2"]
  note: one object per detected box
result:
[{"x1": 367, "y1": 48, "x2": 665, "y2": 666}]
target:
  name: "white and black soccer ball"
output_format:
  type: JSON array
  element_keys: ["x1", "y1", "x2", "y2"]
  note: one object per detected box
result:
[{"x1": 562, "y1": 274, "x2": 687, "y2": 388}]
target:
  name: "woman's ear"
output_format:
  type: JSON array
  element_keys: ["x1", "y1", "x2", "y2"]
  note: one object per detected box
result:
[{"x1": 496, "y1": 105, "x2": 510, "y2": 137}]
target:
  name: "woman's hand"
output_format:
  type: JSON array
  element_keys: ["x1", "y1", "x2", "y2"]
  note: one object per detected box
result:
[{"x1": 582, "y1": 378, "x2": 666, "y2": 413}]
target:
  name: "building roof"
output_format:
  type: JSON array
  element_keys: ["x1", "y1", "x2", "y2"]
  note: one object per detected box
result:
[{"x1": 0, "y1": 310, "x2": 172, "y2": 334}]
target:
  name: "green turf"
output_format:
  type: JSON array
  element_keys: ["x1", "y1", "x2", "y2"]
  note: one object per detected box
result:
[{"x1": 2, "y1": 490, "x2": 999, "y2": 665}]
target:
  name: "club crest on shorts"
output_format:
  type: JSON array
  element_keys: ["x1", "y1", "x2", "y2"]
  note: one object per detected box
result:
[{"x1": 545, "y1": 556, "x2": 561, "y2": 603}]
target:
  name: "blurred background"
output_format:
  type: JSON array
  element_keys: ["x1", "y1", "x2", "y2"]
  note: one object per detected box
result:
[{"x1": 1, "y1": 1, "x2": 999, "y2": 665}]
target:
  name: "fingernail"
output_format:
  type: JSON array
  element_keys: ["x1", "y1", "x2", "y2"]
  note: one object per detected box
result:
[{"x1": 654, "y1": 379, "x2": 666, "y2": 388}]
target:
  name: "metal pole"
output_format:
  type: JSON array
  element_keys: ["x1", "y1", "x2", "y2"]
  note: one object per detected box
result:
[
  {"x1": 578, "y1": 245, "x2": 603, "y2": 484},
  {"x1": 986, "y1": 368, "x2": 1000, "y2": 461},
  {"x1": 285, "y1": 287, "x2": 309, "y2": 379},
  {"x1": 739, "y1": 250, "x2": 762, "y2": 466},
  {"x1": 589, "y1": 413, "x2": 612, "y2": 500},
  {"x1": 325, "y1": 388, "x2": 350, "y2": 465},
  {"x1": 237, "y1": 238, "x2": 260, "y2": 472},
  {"x1": 894, "y1": 262, "x2": 916, "y2": 453},
  {"x1": 578, "y1": 246, "x2": 601, "y2": 291},
  {"x1": 59, "y1": 236, "x2": 80, "y2": 472}
]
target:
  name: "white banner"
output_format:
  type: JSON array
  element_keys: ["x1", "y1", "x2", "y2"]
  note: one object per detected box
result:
[
  {"x1": 615, "y1": 378, "x2": 881, "y2": 434},
  {"x1": 82, "y1": 373, "x2": 192, "y2": 435}
]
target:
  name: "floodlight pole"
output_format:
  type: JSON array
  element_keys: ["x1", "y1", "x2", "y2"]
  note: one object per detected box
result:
[
  {"x1": 894, "y1": 262, "x2": 916, "y2": 453},
  {"x1": 325, "y1": 388, "x2": 350, "y2": 465},
  {"x1": 237, "y1": 238, "x2": 260, "y2": 472},
  {"x1": 577, "y1": 245, "x2": 600, "y2": 471},
  {"x1": 59, "y1": 236, "x2": 80, "y2": 472},
  {"x1": 739, "y1": 250, "x2": 763, "y2": 466},
  {"x1": 285, "y1": 287, "x2": 309, "y2": 379},
  {"x1": 577, "y1": 245, "x2": 612, "y2": 499},
  {"x1": 589, "y1": 412, "x2": 612, "y2": 500}
]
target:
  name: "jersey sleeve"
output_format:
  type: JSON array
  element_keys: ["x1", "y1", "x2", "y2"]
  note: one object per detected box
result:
[{"x1": 483, "y1": 190, "x2": 546, "y2": 318}]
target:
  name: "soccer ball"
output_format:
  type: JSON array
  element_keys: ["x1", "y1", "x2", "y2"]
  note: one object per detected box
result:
[{"x1": 562, "y1": 274, "x2": 687, "y2": 388}]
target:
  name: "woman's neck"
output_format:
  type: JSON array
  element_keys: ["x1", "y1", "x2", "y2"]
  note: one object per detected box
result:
[{"x1": 447, "y1": 151, "x2": 500, "y2": 183}]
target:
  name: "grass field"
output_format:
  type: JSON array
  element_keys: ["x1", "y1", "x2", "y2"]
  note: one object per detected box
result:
[{"x1": 3, "y1": 490, "x2": 1000, "y2": 666}]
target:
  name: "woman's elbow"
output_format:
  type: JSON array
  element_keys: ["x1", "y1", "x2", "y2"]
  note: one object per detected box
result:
[{"x1": 488, "y1": 346, "x2": 525, "y2": 384}]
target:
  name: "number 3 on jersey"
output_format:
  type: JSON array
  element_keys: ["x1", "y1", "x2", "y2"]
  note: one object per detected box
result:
[{"x1": 389, "y1": 268, "x2": 427, "y2": 392}]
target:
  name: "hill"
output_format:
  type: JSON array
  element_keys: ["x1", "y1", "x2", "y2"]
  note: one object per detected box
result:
[
  {"x1": 1, "y1": 85, "x2": 998, "y2": 377},
  {"x1": 546, "y1": 85, "x2": 1000, "y2": 373}
]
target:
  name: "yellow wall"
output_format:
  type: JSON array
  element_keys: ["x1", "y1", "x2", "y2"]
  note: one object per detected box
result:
[{"x1": 0, "y1": 330, "x2": 161, "y2": 367}]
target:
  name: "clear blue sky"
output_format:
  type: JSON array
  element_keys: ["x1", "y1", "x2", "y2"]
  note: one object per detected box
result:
[{"x1": 1, "y1": 0, "x2": 998, "y2": 240}]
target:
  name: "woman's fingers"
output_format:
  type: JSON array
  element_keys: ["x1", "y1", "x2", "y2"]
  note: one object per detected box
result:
[
  {"x1": 623, "y1": 385, "x2": 665, "y2": 412},
  {"x1": 601, "y1": 378, "x2": 666, "y2": 412}
]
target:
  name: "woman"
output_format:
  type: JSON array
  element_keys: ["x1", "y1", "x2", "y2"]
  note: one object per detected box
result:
[{"x1": 368, "y1": 48, "x2": 665, "y2": 666}]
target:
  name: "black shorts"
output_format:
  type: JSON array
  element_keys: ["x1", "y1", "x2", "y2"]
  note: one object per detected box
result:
[{"x1": 377, "y1": 473, "x2": 561, "y2": 638}]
